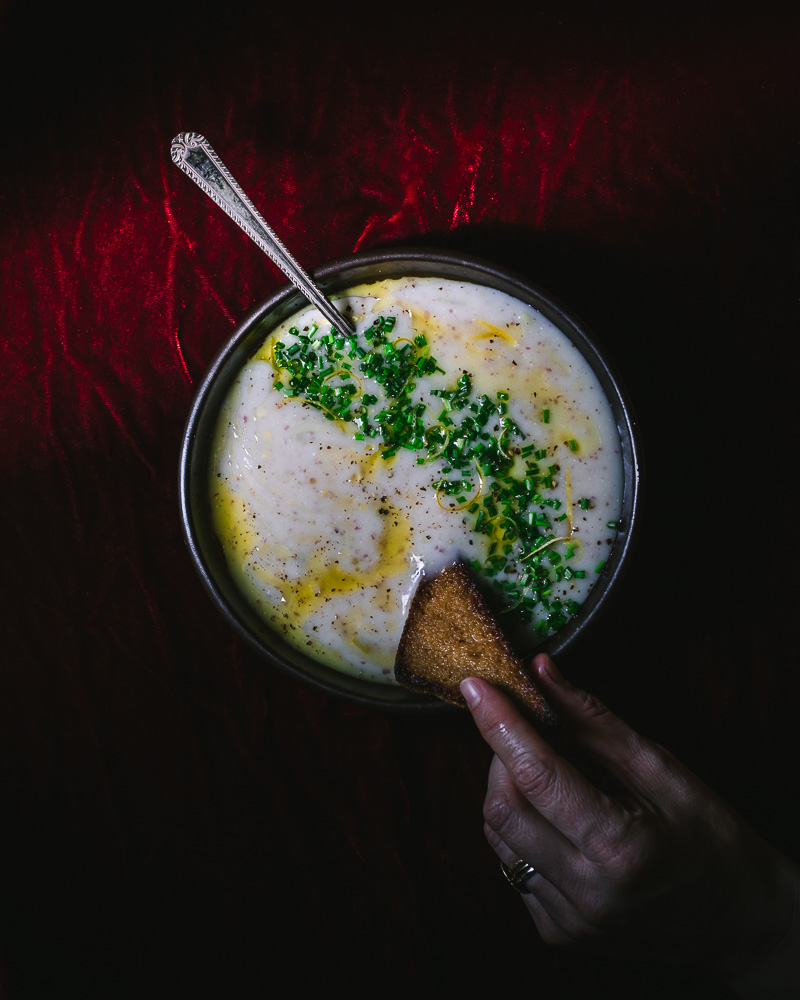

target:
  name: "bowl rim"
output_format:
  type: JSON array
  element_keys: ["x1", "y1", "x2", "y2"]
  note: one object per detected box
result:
[{"x1": 179, "y1": 246, "x2": 642, "y2": 712}]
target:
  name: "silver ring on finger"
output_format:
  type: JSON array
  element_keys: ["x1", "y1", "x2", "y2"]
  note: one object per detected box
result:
[{"x1": 500, "y1": 858, "x2": 537, "y2": 894}]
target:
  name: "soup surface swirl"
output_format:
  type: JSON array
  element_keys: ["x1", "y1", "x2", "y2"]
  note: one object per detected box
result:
[{"x1": 210, "y1": 277, "x2": 623, "y2": 683}]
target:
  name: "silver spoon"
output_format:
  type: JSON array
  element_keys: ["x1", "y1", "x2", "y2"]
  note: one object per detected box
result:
[{"x1": 170, "y1": 132, "x2": 356, "y2": 336}]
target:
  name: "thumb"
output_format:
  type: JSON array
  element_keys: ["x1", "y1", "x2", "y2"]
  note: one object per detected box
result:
[{"x1": 531, "y1": 653, "x2": 672, "y2": 796}]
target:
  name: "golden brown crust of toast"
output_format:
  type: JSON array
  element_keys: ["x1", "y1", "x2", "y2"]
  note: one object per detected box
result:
[{"x1": 394, "y1": 561, "x2": 555, "y2": 727}]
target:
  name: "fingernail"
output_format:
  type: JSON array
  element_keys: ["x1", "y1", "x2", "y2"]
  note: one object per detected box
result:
[
  {"x1": 538, "y1": 654, "x2": 563, "y2": 685},
  {"x1": 460, "y1": 677, "x2": 482, "y2": 708}
]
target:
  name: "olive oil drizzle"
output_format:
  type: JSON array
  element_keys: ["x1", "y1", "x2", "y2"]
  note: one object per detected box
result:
[{"x1": 270, "y1": 315, "x2": 608, "y2": 637}]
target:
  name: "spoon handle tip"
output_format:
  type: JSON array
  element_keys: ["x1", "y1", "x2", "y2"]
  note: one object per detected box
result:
[{"x1": 170, "y1": 132, "x2": 356, "y2": 336}]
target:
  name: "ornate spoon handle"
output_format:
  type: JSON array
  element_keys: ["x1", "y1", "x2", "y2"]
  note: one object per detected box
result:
[{"x1": 170, "y1": 132, "x2": 356, "y2": 335}]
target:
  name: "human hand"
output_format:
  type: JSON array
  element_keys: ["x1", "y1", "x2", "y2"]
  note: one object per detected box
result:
[{"x1": 460, "y1": 654, "x2": 800, "y2": 997}]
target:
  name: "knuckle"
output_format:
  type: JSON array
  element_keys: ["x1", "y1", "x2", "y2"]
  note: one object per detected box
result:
[
  {"x1": 480, "y1": 711, "x2": 513, "y2": 748},
  {"x1": 577, "y1": 804, "x2": 654, "y2": 891},
  {"x1": 482, "y1": 787, "x2": 514, "y2": 836},
  {"x1": 605, "y1": 826, "x2": 644, "y2": 882},
  {"x1": 510, "y1": 745, "x2": 559, "y2": 804},
  {"x1": 610, "y1": 851, "x2": 643, "y2": 886},
  {"x1": 573, "y1": 685, "x2": 614, "y2": 723},
  {"x1": 634, "y1": 736, "x2": 686, "y2": 789},
  {"x1": 585, "y1": 811, "x2": 639, "y2": 871}
]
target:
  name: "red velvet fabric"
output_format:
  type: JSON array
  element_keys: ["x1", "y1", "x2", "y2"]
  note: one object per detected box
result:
[{"x1": 2, "y1": 1, "x2": 798, "y2": 996}]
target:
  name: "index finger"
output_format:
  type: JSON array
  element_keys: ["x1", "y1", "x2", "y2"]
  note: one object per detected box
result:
[{"x1": 460, "y1": 676, "x2": 627, "y2": 860}]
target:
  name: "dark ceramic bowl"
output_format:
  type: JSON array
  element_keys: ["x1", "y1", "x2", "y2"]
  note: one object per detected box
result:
[{"x1": 179, "y1": 247, "x2": 642, "y2": 712}]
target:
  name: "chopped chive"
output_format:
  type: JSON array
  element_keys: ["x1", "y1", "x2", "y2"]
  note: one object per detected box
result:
[{"x1": 268, "y1": 311, "x2": 609, "y2": 641}]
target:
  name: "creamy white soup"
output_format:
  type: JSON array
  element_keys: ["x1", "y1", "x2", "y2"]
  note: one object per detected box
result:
[{"x1": 210, "y1": 277, "x2": 623, "y2": 684}]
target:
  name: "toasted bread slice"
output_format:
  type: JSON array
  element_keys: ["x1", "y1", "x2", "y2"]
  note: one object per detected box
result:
[{"x1": 394, "y1": 560, "x2": 555, "y2": 726}]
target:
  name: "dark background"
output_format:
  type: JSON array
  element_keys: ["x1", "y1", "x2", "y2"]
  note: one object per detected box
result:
[{"x1": 1, "y1": 1, "x2": 798, "y2": 996}]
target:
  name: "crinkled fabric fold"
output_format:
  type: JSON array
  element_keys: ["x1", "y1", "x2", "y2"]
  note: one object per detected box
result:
[{"x1": 1, "y1": 1, "x2": 799, "y2": 996}]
